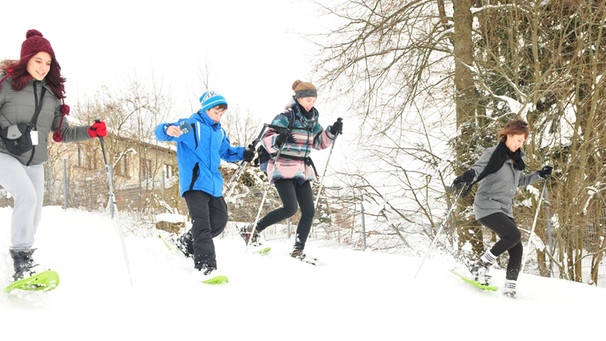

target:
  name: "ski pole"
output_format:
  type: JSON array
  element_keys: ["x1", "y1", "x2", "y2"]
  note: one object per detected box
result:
[
  {"x1": 314, "y1": 117, "x2": 342, "y2": 211},
  {"x1": 520, "y1": 175, "x2": 549, "y2": 274},
  {"x1": 97, "y1": 124, "x2": 134, "y2": 286},
  {"x1": 543, "y1": 184, "x2": 554, "y2": 276},
  {"x1": 224, "y1": 124, "x2": 268, "y2": 200},
  {"x1": 244, "y1": 140, "x2": 287, "y2": 249},
  {"x1": 414, "y1": 185, "x2": 465, "y2": 279},
  {"x1": 224, "y1": 161, "x2": 249, "y2": 201}
]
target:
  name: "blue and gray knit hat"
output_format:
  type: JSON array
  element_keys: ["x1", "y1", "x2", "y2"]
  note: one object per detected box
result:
[{"x1": 200, "y1": 90, "x2": 228, "y2": 112}]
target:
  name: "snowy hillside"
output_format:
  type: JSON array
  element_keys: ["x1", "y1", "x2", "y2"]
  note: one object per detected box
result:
[{"x1": 1, "y1": 206, "x2": 605, "y2": 340}]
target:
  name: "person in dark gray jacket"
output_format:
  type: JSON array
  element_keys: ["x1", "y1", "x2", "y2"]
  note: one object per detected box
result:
[
  {"x1": 451, "y1": 118, "x2": 552, "y2": 298},
  {"x1": 0, "y1": 29, "x2": 107, "y2": 281}
]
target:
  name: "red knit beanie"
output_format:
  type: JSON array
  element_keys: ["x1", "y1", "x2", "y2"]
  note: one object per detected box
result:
[{"x1": 20, "y1": 29, "x2": 55, "y2": 60}]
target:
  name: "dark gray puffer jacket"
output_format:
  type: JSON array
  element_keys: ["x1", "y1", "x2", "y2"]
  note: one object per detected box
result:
[{"x1": 0, "y1": 76, "x2": 91, "y2": 165}]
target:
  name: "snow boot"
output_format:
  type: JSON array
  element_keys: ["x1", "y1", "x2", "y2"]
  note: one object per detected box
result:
[
  {"x1": 469, "y1": 259, "x2": 491, "y2": 285},
  {"x1": 469, "y1": 251, "x2": 496, "y2": 285},
  {"x1": 289, "y1": 248, "x2": 318, "y2": 264},
  {"x1": 503, "y1": 280, "x2": 517, "y2": 299},
  {"x1": 201, "y1": 264, "x2": 216, "y2": 276},
  {"x1": 195, "y1": 262, "x2": 216, "y2": 276},
  {"x1": 240, "y1": 225, "x2": 261, "y2": 246},
  {"x1": 175, "y1": 230, "x2": 194, "y2": 258},
  {"x1": 289, "y1": 248, "x2": 305, "y2": 260},
  {"x1": 10, "y1": 248, "x2": 38, "y2": 281}
]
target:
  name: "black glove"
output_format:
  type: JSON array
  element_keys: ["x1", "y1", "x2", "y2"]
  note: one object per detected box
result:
[
  {"x1": 329, "y1": 119, "x2": 343, "y2": 135},
  {"x1": 275, "y1": 131, "x2": 289, "y2": 147},
  {"x1": 243, "y1": 145, "x2": 255, "y2": 162},
  {"x1": 537, "y1": 165, "x2": 553, "y2": 178},
  {"x1": 452, "y1": 169, "x2": 475, "y2": 189}
]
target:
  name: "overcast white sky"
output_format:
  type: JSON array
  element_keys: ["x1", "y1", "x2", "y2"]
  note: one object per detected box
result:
[{"x1": 1, "y1": 0, "x2": 330, "y2": 123}]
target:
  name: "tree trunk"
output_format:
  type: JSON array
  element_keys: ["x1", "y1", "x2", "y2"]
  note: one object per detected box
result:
[{"x1": 452, "y1": 0, "x2": 484, "y2": 256}]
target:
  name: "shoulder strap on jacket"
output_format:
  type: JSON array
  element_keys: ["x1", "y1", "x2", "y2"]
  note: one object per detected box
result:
[{"x1": 31, "y1": 82, "x2": 47, "y2": 127}]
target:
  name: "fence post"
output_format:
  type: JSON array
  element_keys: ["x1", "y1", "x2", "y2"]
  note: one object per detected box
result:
[{"x1": 63, "y1": 158, "x2": 68, "y2": 210}]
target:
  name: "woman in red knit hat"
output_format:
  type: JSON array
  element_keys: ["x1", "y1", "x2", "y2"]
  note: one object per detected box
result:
[{"x1": 0, "y1": 29, "x2": 108, "y2": 281}]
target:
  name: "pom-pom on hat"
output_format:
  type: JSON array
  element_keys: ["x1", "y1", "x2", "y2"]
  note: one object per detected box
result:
[
  {"x1": 199, "y1": 90, "x2": 228, "y2": 112},
  {"x1": 292, "y1": 80, "x2": 317, "y2": 98},
  {"x1": 20, "y1": 29, "x2": 55, "y2": 60}
]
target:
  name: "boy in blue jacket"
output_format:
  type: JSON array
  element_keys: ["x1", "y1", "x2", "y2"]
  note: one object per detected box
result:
[{"x1": 155, "y1": 90, "x2": 254, "y2": 275}]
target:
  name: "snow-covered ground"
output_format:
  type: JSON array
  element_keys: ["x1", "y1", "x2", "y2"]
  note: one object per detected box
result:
[{"x1": 1, "y1": 206, "x2": 605, "y2": 340}]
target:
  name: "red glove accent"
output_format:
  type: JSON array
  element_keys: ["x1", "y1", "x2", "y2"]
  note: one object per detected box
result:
[{"x1": 88, "y1": 120, "x2": 107, "y2": 138}]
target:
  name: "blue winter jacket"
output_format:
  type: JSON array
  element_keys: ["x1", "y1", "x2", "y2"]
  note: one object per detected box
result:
[{"x1": 154, "y1": 111, "x2": 245, "y2": 197}]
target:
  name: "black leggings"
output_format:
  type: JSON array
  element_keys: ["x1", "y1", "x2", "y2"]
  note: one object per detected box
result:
[
  {"x1": 478, "y1": 212, "x2": 523, "y2": 281},
  {"x1": 256, "y1": 179, "x2": 315, "y2": 250}
]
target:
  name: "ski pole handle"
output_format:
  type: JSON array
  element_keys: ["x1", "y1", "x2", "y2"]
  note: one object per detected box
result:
[{"x1": 334, "y1": 117, "x2": 343, "y2": 136}]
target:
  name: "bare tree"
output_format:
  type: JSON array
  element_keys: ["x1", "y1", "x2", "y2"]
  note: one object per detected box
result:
[
  {"x1": 310, "y1": 0, "x2": 606, "y2": 285},
  {"x1": 65, "y1": 76, "x2": 176, "y2": 215}
]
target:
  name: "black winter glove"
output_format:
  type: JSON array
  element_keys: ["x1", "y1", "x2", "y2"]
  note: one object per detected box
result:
[
  {"x1": 537, "y1": 165, "x2": 553, "y2": 178},
  {"x1": 329, "y1": 119, "x2": 343, "y2": 135},
  {"x1": 275, "y1": 131, "x2": 289, "y2": 147},
  {"x1": 452, "y1": 169, "x2": 475, "y2": 189},
  {"x1": 243, "y1": 145, "x2": 255, "y2": 162}
]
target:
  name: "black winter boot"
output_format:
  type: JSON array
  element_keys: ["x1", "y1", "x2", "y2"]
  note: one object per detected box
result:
[
  {"x1": 239, "y1": 225, "x2": 261, "y2": 246},
  {"x1": 194, "y1": 259, "x2": 217, "y2": 275},
  {"x1": 289, "y1": 248, "x2": 305, "y2": 259},
  {"x1": 175, "y1": 230, "x2": 194, "y2": 258},
  {"x1": 10, "y1": 249, "x2": 37, "y2": 281}
]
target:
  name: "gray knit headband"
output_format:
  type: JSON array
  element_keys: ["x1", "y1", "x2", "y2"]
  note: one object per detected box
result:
[{"x1": 295, "y1": 89, "x2": 318, "y2": 98}]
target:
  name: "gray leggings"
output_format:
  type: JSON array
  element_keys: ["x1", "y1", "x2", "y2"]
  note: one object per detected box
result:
[{"x1": 0, "y1": 153, "x2": 44, "y2": 249}]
